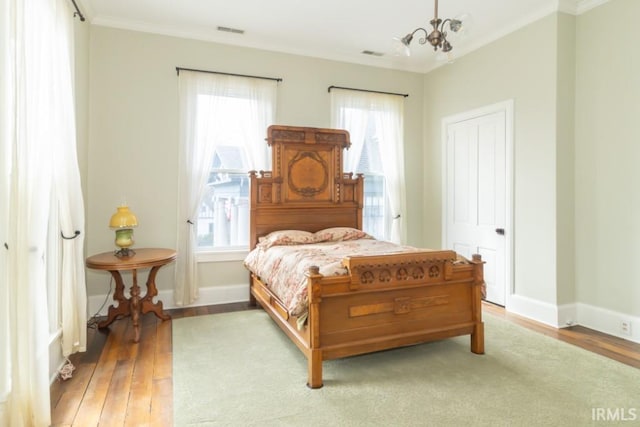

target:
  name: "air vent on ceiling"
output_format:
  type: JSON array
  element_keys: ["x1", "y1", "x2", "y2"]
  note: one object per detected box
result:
[
  {"x1": 361, "y1": 50, "x2": 384, "y2": 57},
  {"x1": 217, "y1": 26, "x2": 245, "y2": 35}
]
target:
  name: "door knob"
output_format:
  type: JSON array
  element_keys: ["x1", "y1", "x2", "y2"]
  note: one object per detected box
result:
[{"x1": 495, "y1": 228, "x2": 505, "y2": 235}]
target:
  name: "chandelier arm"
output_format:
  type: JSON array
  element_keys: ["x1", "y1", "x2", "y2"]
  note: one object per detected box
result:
[
  {"x1": 440, "y1": 18, "x2": 452, "y2": 33},
  {"x1": 410, "y1": 27, "x2": 430, "y2": 45}
]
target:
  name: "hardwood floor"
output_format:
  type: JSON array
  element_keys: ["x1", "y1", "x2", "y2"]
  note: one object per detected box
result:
[
  {"x1": 49, "y1": 302, "x2": 256, "y2": 427},
  {"x1": 50, "y1": 301, "x2": 640, "y2": 426}
]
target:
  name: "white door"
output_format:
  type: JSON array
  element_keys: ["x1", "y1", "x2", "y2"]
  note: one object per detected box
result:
[{"x1": 444, "y1": 104, "x2": 510, "y2": 306}]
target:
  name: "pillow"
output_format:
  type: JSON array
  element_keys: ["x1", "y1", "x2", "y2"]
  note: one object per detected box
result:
[
  {"x1": 314, "y1": 227, "x2": 372, "y2": 243},
  {"x1": 257, "y1": 230, "x2": 317, "y2": 249}
]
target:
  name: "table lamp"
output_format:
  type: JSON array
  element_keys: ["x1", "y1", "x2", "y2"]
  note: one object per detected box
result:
[{"x1": 109, "y1": 204, "x2": 138, "y2": 257}]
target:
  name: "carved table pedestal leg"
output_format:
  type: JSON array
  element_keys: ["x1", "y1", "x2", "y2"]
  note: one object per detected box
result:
[
  {"x1": 98, "y1": 271, "x2": 130, "y2": 330},
  {"x1": 140, "y1": 265, "x2": 171, "y2": 321},
  {"x1": 97, "y1": 269, "x2": 143, "y2": 343}
]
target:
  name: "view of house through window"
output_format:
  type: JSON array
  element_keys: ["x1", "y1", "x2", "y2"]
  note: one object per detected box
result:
[{"x1": 195, "y1": 95, "x2": 266, "y2": 250}]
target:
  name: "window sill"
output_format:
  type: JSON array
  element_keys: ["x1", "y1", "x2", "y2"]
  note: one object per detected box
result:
[{"x1": 196, "y1": 250, "x2": 249, "y2": 263}]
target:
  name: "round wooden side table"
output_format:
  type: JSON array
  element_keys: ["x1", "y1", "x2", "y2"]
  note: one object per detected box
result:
[{"x1": 86, "y1": 248, "x2": 176, "y2": 343}]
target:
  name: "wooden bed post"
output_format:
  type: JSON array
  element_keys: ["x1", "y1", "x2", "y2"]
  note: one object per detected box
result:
[
  {"x1": 354, "y1": 173, "x2": 364, "y2": 230},
  {"x1": 306, "y1": 266, "x2": 324, "y2": 389},
  {"x1": 470, "y1": 253, "x2": 485, "y2": 354}
]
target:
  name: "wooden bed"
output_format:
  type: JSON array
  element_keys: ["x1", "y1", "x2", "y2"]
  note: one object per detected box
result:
[{"x1": 247, "y1": 124, "x2": 485, "y2": 388}]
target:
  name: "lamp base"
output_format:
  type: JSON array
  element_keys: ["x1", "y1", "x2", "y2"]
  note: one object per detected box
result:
[{"x1": 114, "y1": 248, "x2": 136, "y2": 258}]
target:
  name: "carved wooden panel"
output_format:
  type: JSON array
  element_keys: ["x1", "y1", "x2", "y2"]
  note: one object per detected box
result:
[
  {"x1": 267, "y1": 125, "x2": 350, "y2": 204},
  {"x1": 342, "y1": 251, "x2": 457, "y2": 290},
  {"x1": 285, "y1": 146, "x2": 332, "y2": 201}
]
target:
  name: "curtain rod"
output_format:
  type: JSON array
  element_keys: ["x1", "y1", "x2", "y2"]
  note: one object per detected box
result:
[
  {"x1": 328, "y1": 85, "x2": 408, "y2": 98},
  {"x1": 176, "y1": 67, "x2": 282, "y2": 82},
  {"x1": 69, "y1": 0, "x2": 85, "y2": 22}
]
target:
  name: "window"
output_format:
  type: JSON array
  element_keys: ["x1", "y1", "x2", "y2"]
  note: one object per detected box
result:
[
  {"x1": 331, "y1": 89, "x2": 406, "y2": 243},
  {"x1": 194, "y1": 95, "x2": 262, "y2": 250},
  {"x1": 176, "y1": 71, "x2": 276, "y2": 304},
  {"x1": 176, "y1": 71, "x2": 276, "y2": 258}
]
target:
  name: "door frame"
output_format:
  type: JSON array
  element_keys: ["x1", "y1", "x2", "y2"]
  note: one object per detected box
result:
[{"x1": 441, "y1": 99, "x2": 514, "y2": 308}]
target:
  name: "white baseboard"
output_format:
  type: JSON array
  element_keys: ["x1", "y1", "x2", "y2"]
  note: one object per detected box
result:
[
  {"x1": 505, "y1": 294, "x2": 640, "y2": 344},
  {"x1": 557, "y1": 302, "x2": 578, "y2": 328},
  {"x1": 87, "y1": 283, "x2": 250, "y2": 317},
  {"x1": 506, "y1": 293, "x2": 560, "y2": 327},
  {"x1": 575, "y1": 303, "x2": 640, "y2": 344}
]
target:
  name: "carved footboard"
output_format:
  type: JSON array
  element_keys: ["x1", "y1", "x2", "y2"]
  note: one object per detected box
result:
[{"x1": 304, "y1": 252, "x2": 485, "y2": 388}]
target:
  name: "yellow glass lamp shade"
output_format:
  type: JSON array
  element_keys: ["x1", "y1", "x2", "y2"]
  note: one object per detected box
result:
[{"x1": 109, "y1": 205, "x2": 138, "y2": 255}]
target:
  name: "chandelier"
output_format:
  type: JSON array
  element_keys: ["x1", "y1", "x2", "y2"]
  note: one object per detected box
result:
[{"x1": 395, "y1": 0, "x2": 466, "y2": 55}]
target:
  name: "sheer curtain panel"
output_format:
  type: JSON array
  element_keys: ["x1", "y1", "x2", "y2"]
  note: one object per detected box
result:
[
  {"x1": 0, "y1": 0, "x2": 12, "y2": 423},
  {"x1": 331, "y1": 89, "x2": 407, "y2": 244},
  {"x1": 330, "y1": 90, "x2": 368, "y2": 173},
  {"x1": 51, "y1": 1, "x2": 87, "y2": 359},
  {"x1": 1, "y1": 0, "x2": 86, "y2": 425},
  {"x1": 175, "y1": 71, "x2": 276, "y2": 306},
  {"x1": 374, "y1": 97, "x2": 406, "y2": 244}
]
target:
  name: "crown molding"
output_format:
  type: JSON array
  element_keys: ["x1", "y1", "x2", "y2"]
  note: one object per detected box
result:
[
  {"x1": 557, "y1": 0, "x2": 610, "y2": 15},
  {"x1": 575, "y1": 0, "x2": 610, "y2": 14}
]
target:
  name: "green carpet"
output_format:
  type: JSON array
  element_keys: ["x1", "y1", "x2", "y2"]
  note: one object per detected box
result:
[{"x1": 173, "y1": 309, "x2": 639, "y2": 426}]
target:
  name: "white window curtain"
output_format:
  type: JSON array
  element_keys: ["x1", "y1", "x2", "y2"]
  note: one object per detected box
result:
[
  {"x1": 51, "y1": 4, "x2": 87, "y2": 361},
  {"x1": 331, "y1": 88, "x2": 407, "y2": 244},
  {"x1": 374, "y1": 99, "x2": 406, "y2": 244},
  {"x1": 1, "y1": 0, "x2": 86, "y2": 425},
  {"x1": 0, "y1": 0, "x2": 12, "y2": 423},
  {"x1": 330, "y1": 94, "x2": 368, "y2": 173},
  {"x1": 175, "y1": 70, "x2": 276, "y2": 306}
]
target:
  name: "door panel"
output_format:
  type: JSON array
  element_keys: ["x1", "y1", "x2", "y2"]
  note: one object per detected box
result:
[
  {"x1": 453, "y1": 129, "x2": 471, "y2": 225},
  {"x1": 446, "y1": 111, "x2": 506, "y2": 305}
]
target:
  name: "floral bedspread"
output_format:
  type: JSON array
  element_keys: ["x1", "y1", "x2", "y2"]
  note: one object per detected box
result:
[{"x1": 244, "y1": 239, "x2": 421, "y2": 317}]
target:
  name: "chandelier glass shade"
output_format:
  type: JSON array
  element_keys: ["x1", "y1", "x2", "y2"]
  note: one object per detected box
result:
[{"x1": 394, "y1": 0, "x2": 468, "y2": 56}]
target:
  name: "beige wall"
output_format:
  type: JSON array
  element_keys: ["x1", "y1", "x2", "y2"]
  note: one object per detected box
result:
[
  {"x1": 85, "y1": 26, "x2": 425, "y2": 298},
  {"x1": 574, "y1": 0, "x2": 640, "y2": 317},
  {"x1": 423, "y1": 14, "x2": 560, "y2": 306},
  {"x1": 555, "y1": 13, "x2": 576, "y2": 306}
]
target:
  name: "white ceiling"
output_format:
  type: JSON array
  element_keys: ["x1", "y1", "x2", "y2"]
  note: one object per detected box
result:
[{"x1": 77, "y1": 0, "x2": 606, "y2": 73}]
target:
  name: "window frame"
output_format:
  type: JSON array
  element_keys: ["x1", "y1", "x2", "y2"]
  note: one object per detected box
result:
[{"x1": 190, "y1": 85, "x2": 273, "y2": 254}]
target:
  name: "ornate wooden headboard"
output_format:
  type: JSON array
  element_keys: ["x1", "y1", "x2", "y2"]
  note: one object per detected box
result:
[{"x1": 249, "y1": 125, "x2": 364, "y2": 249}]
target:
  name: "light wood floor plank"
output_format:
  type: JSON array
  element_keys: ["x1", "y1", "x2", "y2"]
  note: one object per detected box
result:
[
  {"x1": 71, "y1": 320, "x2": 128, "y2": 426},
  {"x1": 149, "y1": 377, "x2": 173, "y2": 427},
  {"x1": 98, "y1": 359, "x2": 135, "y2": 426}
]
